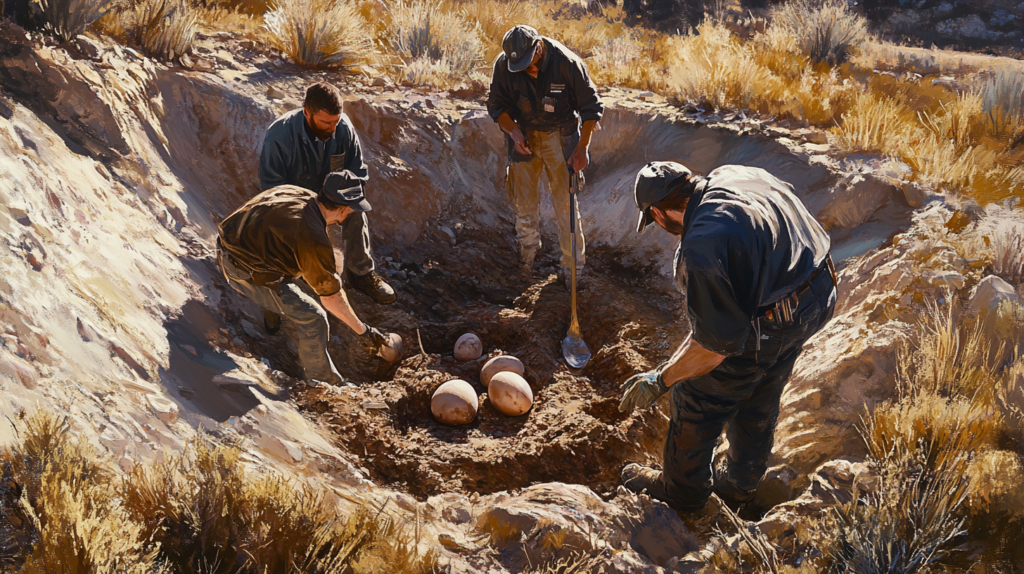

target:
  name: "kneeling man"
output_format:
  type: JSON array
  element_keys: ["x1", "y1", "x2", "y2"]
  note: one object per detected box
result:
[{"x1": 218, "y1": 172, "x2": 387, "y2": 387}]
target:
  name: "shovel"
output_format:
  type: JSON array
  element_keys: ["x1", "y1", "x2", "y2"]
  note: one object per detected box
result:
[{"x1": 561, "y1": 171, "x2": 591, "y2": 369}]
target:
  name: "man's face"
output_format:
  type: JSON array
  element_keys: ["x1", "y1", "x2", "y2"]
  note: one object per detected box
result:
[
  {"x1": 303, "y1": 108, "x2": 341, "y2": 141},
  {"x1": 652, "y1": 206, "x2": 686, "y2": 236},
  {"x1": 523, "y1": 42, "x2": 544, "y2": 75}
]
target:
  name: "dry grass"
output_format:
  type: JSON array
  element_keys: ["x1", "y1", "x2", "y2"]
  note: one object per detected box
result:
[
  {"x1": 96, "y1": 0, "x2": 200, "y2": 61},
  {"x1": 990, "y1": 227, "x2": 1024, "y2": 285},
  {"x1": 0, "y1": 412, "x2": 433, "y2": 574},
  {"x1": 264, "y1": 0, "x2": 373, "y2": 69},
  {"x1": 39, "y1": 0, "x2": 107, "y2": 42},
  {"x1": 772, "y1": 0, "x2": 867, "y2": 66},
  {"x1": 385, "y1": 0, "x2": 484, "y2": 86}
]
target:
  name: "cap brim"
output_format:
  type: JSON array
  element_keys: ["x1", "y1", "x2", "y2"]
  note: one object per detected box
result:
[
  {"x1": 636, "y1": 209, "x2": 653, "y2": 234},
  {"x1": 507, "y1": 44, "x2": 538, "y2": 72},
  {"x1": 350, "y1": 197, "x2": 372, "y2": 212}
]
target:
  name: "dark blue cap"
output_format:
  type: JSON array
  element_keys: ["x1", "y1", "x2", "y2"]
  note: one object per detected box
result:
[{"x1": 321, "y1": 171, "x2": 371, "y2": 212}]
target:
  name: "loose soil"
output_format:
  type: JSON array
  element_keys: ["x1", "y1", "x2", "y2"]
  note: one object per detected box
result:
[{"x1": 289, "y1": 234, "x2": 689, "y2": 499}]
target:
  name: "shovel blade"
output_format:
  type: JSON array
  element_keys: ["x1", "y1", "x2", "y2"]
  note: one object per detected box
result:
[{"x1": 561, "y1": 334, "x2": 591, "y2": 369}]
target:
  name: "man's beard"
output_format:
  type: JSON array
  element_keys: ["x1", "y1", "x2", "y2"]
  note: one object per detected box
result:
[
  {"x1": 661, "y1": 218, "x2": 685, "y2": 236},
  {"x1": 311, "y1": 125, "x2": 334, "y2": 140}
]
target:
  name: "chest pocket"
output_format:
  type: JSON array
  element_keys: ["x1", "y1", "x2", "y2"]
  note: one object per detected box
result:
[
  {"x1": 330, "y1": 153, "x2": 348, "y2": 172},
  {"x1": 546, "y1": 83, "x2": 567, "y2": 113}
]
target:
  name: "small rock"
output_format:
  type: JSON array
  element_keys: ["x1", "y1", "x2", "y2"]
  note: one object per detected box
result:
[
  {"x1": 371, "y1": 77, "x2": 386, "y2": 87},
  {"x1": 240, "y1": 319, "x2": 261, "y2": 339},
  {"x1": 443, "y1": 505, "x2": 473, "y2": 524},
  {"x1": 802, "y1": 130, "x2": 828, "y2": 144},
  {"x1": 267, "y1": 86, "x2": 288, "y2": 100},
  {"x1": 213, "y1": 370, "x2": 261, "y2": 387},
  {"x1": 440, "y1": 226, "x2": 456, "y2": 244},
  {"x1": 929, "y1": 272, "x2": 966, "y2": 290},
  {"x1": 75, "y1": 35, "x2": 102, "y2": 59},
  {"x1": 240, "y1": 39, "x2": 258, "y2": 50},
  {"x1": 361, "y1": 400, "x2": 389, "y2": 411},
  {"x1": 255, "y1": 404, "x2": 268, "y2": 415},
  {"x1": 147, "y1": 394, "x2": 179, "y2": 424},
  {"x1": 193, "y1": 58, "x2": 216, "y2": 72}
]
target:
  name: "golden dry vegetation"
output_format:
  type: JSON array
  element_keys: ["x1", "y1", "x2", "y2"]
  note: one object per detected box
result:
[{"x1": 0, "y1": 413, "x2": 435, "y2": 574}]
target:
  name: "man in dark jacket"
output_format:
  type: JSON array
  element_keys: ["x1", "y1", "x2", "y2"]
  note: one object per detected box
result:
[
  {"x1": 618, "y1": 163, "x2": 837, "y2": 516},
  {"x1": 259, "y1": 82, "x2": 395, "y2": 312},
  {"x1": 487, "y1": 25, "x2": 604, "y2": 288},
  {"x1": 218, "y1": 171, "x2": 388, "y2": 387}
]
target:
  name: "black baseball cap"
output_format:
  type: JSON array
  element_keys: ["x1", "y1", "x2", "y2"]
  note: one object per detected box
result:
[
  {"x1": 502, "y1": 25, "x2": 541, "y2": 73},
  {"x1": 633, "y1": 161, "x2": 693, "y2": 233},
  {"x1": 321, "y1": 171, "x2": 372, "y2": 212}
]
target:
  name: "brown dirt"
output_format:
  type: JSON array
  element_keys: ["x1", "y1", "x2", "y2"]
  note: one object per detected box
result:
[{"x1": 287, "y1": 230, "x2": 689, "y2": 499}]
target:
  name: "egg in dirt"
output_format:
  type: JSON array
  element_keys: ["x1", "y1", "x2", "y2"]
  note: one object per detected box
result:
[
  {"x1": 480, "y1": 355, "x2": 525, "y2": 387},
  {"x1": 378, "y1": 333, "x2": 403, "y2": 363},
  {"x1": 487, "y1": 371, "x2": 533, "y2": 416},
  {"x1": 431, "y1": 380, "x2": 479, "y2": 425},
  {"x1": 454, "y1": 333, "x2": 483, "y2": 361}
]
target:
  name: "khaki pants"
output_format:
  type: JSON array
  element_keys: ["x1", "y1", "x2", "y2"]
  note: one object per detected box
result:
[
  {"x1": 507, "y1": 129, "x2": 586, "y2": 269},
  {"x1": 219, "y1": 250, "x2": 343, "y2": 385}
]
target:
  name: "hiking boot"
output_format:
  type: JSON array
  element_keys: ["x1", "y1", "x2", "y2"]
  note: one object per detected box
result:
[
  {"x1": 621, "y1": 464, "x2": 719, "y2": 523},
  {"x1": 714, "y1": 480, "x2": 762, "y2": 521},
  {"x1": 346, "y1": 271, "x2": 397, "y2": 305},
  {"x1": 263, "y1": 309, "x2": 282, "y2": 335}
]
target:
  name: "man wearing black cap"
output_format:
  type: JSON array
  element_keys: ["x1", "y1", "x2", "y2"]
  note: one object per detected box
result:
[
  {"x1": 217, "y1": 172, "x2": 388, "y2": 387},
  {"x1": 618, "y1": 163, "x2": 837, "y2": 517},
  {"x1": 259, "y1": 82, "x2": 395, "y2": 316},
  {"x1": 487, "y1": 25, "x2": 604, "y2": 288}
]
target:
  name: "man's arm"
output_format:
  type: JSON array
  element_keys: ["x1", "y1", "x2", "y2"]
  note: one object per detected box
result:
[
  {"x1": 259, "y1": 123, "x2": 291, "y2": 191},
  {"x1": 567, "y1": 58, "x2": 603, "y2": 172},
  {"x1": 660, "y1": 333, "x2": 725, "y2": 386},
  {"x1": 497, "y1": 112, "x2": 531, "y2": 156},
  {"x1": 319, "y1": 290, "x2": 367, "y2": 334},
  {"x1": 338, "y1": 116, "x2": 369, "y2": 182}
]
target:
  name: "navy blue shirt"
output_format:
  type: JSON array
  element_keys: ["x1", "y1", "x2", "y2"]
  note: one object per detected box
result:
[
  {"x1": 675, "y1": 165, "x2": 831, "y2": 356},
  {"x1": 258, "y1": 109, "x2": 368, "y2": 193}
]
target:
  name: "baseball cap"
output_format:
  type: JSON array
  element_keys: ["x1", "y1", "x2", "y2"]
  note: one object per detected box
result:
[
  {"x1": 321, "y1": 171, "x2": 372, "y2": 212},
  {"x1": 633, "y1": 161, "x2": 693, "y2": 233},
  {"x1": 502, "y1": 25, "x2": 541, "y2": 73}
]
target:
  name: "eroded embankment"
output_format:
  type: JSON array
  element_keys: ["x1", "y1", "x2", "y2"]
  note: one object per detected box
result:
[{"x1": 0, "y1": 24, "x2": 917, "y2": 515}]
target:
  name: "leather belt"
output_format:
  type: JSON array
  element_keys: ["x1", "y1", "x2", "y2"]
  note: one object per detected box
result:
[{"x1": 760, "y1": 254, "x2": 837, "y2": 325}]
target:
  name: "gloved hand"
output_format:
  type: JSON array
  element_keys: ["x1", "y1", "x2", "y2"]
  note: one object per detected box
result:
[
  {"x1": 358, "y1": 324, "x2": 387, "y2": 354},
  {"x1": 618, "y1": 368, "x2": 669, "y2": 413}
]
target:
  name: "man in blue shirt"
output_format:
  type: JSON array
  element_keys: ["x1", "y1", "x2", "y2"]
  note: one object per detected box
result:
[
  {"x1": 259, "y1": 83, "x2": 395, "y2": 322},
  {"x1": 618, "y1": 162, "x2": 837, "y2": 517}
]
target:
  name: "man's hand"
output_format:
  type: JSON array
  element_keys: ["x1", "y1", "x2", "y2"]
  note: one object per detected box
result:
[
  {"x1": 567, "y1": 143, "x2": 590, "y2": 172},
  {"x1": 358, "y1": 324, "x2": 387, "y2": 354},
  {"x1": 618, "y1": 369, "x2": 669, "y2": 413},
  {"x1": 509, "y1": 127, "x2": 532, "y2": 156}
]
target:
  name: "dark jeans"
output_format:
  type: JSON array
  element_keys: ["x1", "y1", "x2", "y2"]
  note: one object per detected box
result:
[
  {"x1": 663, "y1": 269, "x2": 837, "y2": 511},
  {"x1": 338, "y1": 212, "x2": 374, "y2": 277}
]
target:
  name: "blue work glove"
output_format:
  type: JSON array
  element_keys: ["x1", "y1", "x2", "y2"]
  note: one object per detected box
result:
[{"x1": 618, "y1": 368, "x2": 669, "y2": 413}]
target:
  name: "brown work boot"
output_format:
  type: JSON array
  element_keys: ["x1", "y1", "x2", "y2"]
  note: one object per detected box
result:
[
  {"x1": 621, "y1": 464, "x2": 724, "y2": 530},
  {"x1": 346, "y1": 271, "x2": 397, "y2": 305}
]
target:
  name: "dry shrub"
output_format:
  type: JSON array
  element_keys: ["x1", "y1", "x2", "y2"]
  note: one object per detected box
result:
[
  {"x1": 39, "y1": 0, "x2": 107, "y2": 42},
  {"x1": 822, "y1": 444, "x2": 970, "y2": 574},
  {"x1": 772, "y1": 0, "x2": 867, "y2": 66},
  {"x1": 121, "y1": 434, "x2": 435, "y2": 573},
  {"x1": 387, "y1": 0, "x2": 483, "y2": 86},
  {"x1": 997, "y1": 354, "x2": 1024, "y2": 450},
  {"x1": 0, "y1": 412, "x2": 162, "y2": 573},
  {"x1": 895, "y1": 302, "x2": 1005, "y2": 401},
  {"x1": 965, "y1": 449, "x2": 1024, "y2": 520},
  {"x1": 97, "y1": 0, "x2": 199, "y2": 61},
  {"x1": 264, "y1": 0, "x2": 372, "y2": 69},
  {"x1": 982, "y1": 68, "x2": 1024, "y2": 138},
  {"x1": 990, "y1": 226, "x2": 1024, "y2": 286},
  {"x1": 832, "y1": 92, "x2": 918, "y2": 155},
  {"x1": 525, "y1": 550, "x2": 612, "y2": 573}
]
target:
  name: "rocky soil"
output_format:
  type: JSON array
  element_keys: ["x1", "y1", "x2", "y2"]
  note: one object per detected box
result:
[{"x1": 2, "y1": 22, "x2": 1021, "y2": 572}]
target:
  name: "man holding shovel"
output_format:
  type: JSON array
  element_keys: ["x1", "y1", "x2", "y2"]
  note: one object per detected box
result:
[
  {"x1": 618, "y1": 162, "x2": 837, "y2": 518},
  {"x1": 487, "y1": 25, "x2": 604, "y2": 289}
]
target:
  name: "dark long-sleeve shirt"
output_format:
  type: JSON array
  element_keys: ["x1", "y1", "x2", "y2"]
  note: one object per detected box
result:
[
  {"x1": 487, "y1": 37, "x2": 604, "y2": 132},
  {"x1": 675, "y1": 165, "x2": 831, "y2": 356},
  {"x1": 258, "y1": 108, "x2": 368, "y2": 193}
]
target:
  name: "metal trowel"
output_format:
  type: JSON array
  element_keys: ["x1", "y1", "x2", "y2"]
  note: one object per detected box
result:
[{"x1": 562, "y1": 172, "x2": 591, "y2": 369}]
